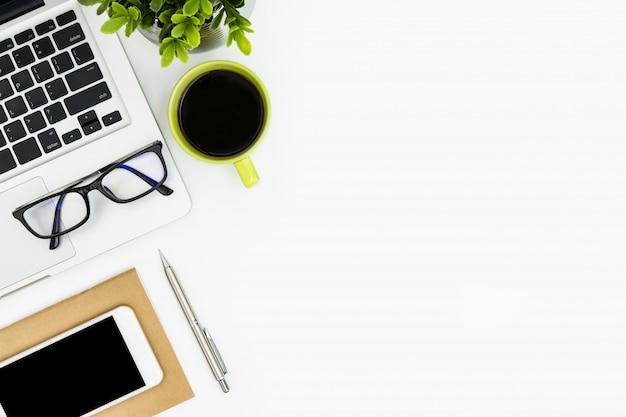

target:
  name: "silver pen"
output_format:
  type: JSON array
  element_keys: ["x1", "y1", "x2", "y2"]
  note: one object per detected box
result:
[{"x1": 159, "y1": 250, "x2": 229, "y2": 393}]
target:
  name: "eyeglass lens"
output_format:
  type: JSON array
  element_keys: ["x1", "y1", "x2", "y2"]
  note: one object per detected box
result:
[
  {"x1": 102, "y1": 151, "x2": 165, "y2": 200},
  {"x1": 24, "y1": 192, "x2": 87, "y2": 237}
]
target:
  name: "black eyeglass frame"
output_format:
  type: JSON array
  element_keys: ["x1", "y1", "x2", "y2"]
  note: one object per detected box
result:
[{"x1": 12, "y1": 141, "x2": 173, "y2": 247}]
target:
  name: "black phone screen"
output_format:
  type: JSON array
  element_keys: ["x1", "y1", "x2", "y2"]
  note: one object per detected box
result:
[{"x1": 0, "y1": 316, "x2": 145, "y2": 417}]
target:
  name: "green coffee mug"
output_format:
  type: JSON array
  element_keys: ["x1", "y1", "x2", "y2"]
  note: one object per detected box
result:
[{"x1": 168, "y1": 60, "x2": 271, "y2": 188}]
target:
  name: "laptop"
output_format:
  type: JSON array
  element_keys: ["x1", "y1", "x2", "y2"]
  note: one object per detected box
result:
[{"x1": 0, "y1": 0, "x2": 192, "y2": 296}]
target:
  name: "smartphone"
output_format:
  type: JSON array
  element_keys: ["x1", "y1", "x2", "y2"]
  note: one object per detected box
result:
[{"x1": 0, "y1": 306, "x2": 163, "y2": 417}]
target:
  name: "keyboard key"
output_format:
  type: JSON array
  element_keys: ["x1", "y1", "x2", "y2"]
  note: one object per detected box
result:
[
  {"x1": 24, "y1": 111, "x2": 47, "y2": 133},
  {"x1": 71, "y1": 43, "x2": 94, "y2": 65},
  {"x1": 78, "y1": 110, "x2": 97, "y2": 126},
  {"x1": 44, "y1": 102, "x2": 66, "y2": 124},
  {"x1": 0, "y1": 106, "x2": 7, "y2": 124},
  {"x1": 32, "y1": 37, "x2": 55, "y2": 59},
  {"x1": 13, "y1": 138, "x2": 42, "y2": 164},
  {"x1": 0, "y1": 79, "x2": 13, "y2": 100},
  {"x1": 56, "y1": 10, "x2": 77, "y2": 27},
  {"x1": 12, "y1": 46, "x2": 35, "y2": 68},
  {"x1": 66, "y1": 62, "x2": 102, "y2": 91},
  {"x1": 0, "y1": 54, "x2": 15, "y2": 77},
  {"x1": 35, "y1": 20, "x2": 56, "y2": 36},
  {"x1": 52, "y1": 23, "x2": 84, "y2": 50},
  {"x1": 64, "y1": 81, "x2": 111, "y2": 115},
  {"x1": 62, "y1": 128, "x2": 81, "y2": 144},
  {"x1": 82, "y1": 119, "x2": 101, "y2": 135},
  {"x1": 32, "y1": 61, "x2": 54, "y2": 83},
  {"x1": 11, "y1": 70, "x2": 34, "y2": 92},
  {"x1": 38, "y1": 128, "x2": 61, "y2": 153},
  {"x1": 0, "y1": 148, "x2": 17, "y2": 174},
  {"x1": 102, "y1": 110, "x2": 122, "y2": 126},
  {"x1": 45, "y1": 78, "x2": 68, "y2": 100},
  {"x1": 4, "y1": 120, "x2": 26, "y2": 142},
  {"x1": 51, "y1": 51, "x2": 73, "y2": 74},
  {"x1": 5, "y1": 96, "x2": 27, "y2": 118},
  {"x1": 78, "y1": 110, "x2": 101, "y2": 135},
  {"x1": 15, "y1": 29, "x2": 35, "y2": 45},
  {"x1": 0, "y1": 131, "x2": 4, "y2": 147},
  {"x1": 0, "y1": 38, "x2": 14, "y2": 52},
  {"x1": 25, "y1": 87, "x2": 48, "y2": 109}
]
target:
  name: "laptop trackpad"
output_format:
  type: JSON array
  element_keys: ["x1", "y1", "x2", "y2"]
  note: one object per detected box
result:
[{"x1": 0, "y1": 177, "x2": 75, "y2": 291}]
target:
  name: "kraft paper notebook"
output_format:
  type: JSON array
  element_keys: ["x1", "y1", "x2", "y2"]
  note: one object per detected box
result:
[{"x1": 0, "y1": 268, "x2": 194, "y2": 417}]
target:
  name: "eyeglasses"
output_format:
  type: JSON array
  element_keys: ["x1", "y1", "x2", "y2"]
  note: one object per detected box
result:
[{"x1": 13, "y1": 141, "x2": 173, "y2": 250}]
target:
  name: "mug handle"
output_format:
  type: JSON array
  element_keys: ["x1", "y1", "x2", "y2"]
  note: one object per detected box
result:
[{"x1": 234, "y1": 156, "x2": 259, "y2": 188}]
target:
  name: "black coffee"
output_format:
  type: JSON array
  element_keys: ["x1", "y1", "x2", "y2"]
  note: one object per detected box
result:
[{"x1": 179, "y1": 70, "x2": 265, "y2": 157}]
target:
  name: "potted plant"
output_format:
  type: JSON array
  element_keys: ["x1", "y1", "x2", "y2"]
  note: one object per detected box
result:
[{"x1": 77, "y1": 0, "x2": 253, "y2": 67}]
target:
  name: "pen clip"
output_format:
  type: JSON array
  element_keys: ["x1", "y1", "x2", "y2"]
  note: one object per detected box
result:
[{"x1": 203, "y1": 327, "x2": 228, "y2": 375}]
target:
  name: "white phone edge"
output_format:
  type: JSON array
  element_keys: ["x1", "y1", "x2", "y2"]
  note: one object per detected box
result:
[{"x1": 0, "y1": 305, "x2": 163, "y2": 417}]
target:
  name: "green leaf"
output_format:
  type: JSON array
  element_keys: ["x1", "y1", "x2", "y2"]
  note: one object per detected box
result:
[
  {"x1": 158, "y1": 9, "x2": 174, "y2": 23},
  {"x1": 200, "y1": 0, "x2": 213, "y2": 15},
  {"x1": 161, "y1": 42, "x2": 176, "y2": 67},
  {"x1": 186, "y1": 26, "x2": 200, "y2": 47},
  {"x1": 238, "y1": 14, "x2": 251, "y2": 27},
  {"x1": 171, "y1": 22, "x2": 186, "y2": 38},
  {"x1": 101, "y1": 16, "x2": 128, "y2": 34},
  {"x1": 159, "y1": 37, "x2": 174, "y2": 54},
  {"x1": 178, "y1": 39, "x2": 193, "y2": 49},
  {"x1": 77, "y1": 0, "x2": 103, "y2": 5},
  {"x1": 158, "y1": 23, "x2": 174, "y2": 42},
  {"x1": 175, "y1": 42, "x2": 189, "y2": 63},
  {"x1": 110, "y1": 2, "x2": 128, "y2": 16},
  {"x1": 78, "y1": 0, "x2": 103, "y2": 5},
  {"x1": 233, "y1": 30, "x2": 251, "y2": 55},
  {"x1": 222, "y1": 2, "x2": 236, "y2": 13},
  {"x1": 127, "y1": 0, "x2": 142, "y2": 8},
  {"x1": 140, "y1": 12, "x2": 156, "y2": 29},
  {"x1": 149, "y1": 0, "x2": 165, "y2": 12},
  {"x1": 183, "y1": 0, "x2": 200, "y2": 16},
  {"x1": 210, "y1": 8, "x2": 224, "y2": 29},
  {"x1": 128, "y1": 6, "x2": 140, "y2": 20},
  {"x1": 171, "y1": 13, "x2": 187, "y2": 24},
  {"x1": 96, "y1": 1, "x2": 110, "y2": 15},
  {"x1": 125, "y1": 18, "x2": 139, "y2": 37}
]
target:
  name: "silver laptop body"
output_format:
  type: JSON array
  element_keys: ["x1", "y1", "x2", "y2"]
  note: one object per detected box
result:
[{"x1": 0, "y1": 0, "x2": 191, "y2": 296}]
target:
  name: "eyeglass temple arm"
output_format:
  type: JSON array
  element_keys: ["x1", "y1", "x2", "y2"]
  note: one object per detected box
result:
[
  {"x1": 119, "y1": 163, "x2": 173, "y2": 196},
  {"x1": 49, "y1": 193, "x2": 67, "y2": 250}
]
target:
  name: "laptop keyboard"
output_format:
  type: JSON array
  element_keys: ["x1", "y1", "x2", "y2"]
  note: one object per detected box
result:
[{"x1": 0, "y1": 8, "x2": 126, "y2": 179}]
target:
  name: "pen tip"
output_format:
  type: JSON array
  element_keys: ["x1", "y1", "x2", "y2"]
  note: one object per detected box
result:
[
  {"x1": 219, "y1": 379, "x2": 230, "y2": 393},
  {"x1": 158, "y1": 249, "x2": 169, "y2": 268}
]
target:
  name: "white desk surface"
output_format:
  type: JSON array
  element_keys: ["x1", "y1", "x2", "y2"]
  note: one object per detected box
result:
[{"x1": 3, "y1": 1, "x2": 626, "y2": 415}]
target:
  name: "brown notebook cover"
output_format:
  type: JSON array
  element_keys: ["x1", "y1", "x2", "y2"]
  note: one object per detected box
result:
[{"x1": 0, "y1": 268, "x2": 194, "y2": 417}]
